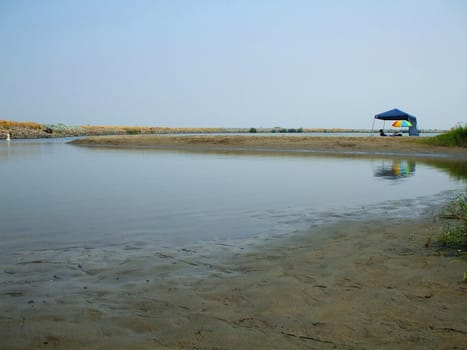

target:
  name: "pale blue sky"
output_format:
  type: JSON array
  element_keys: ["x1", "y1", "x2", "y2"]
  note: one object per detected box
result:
[{"x1": 1, "y1": 0, "x2": 466, "y2": 129}]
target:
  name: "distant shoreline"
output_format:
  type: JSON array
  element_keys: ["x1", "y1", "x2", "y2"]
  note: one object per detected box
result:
[
  {"x1": 0, "y1": 120, "x2": 446, "y2": 139},
  {"x1": 70, "y1": 134, "x2": 467, "y2": 160}
]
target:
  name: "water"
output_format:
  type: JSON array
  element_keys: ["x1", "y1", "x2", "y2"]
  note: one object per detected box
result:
[{"x1": 0, "y1": 138, "x2": 464, "y2": 256}]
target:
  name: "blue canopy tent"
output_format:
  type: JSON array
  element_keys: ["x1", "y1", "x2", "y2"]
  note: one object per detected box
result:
[{"x1": 372, "y1": 108, "x2": 419, "y2": 136}]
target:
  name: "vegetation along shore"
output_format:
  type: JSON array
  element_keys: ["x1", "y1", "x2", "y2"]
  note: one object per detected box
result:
[{"x1": 0, "y1": 119, "x2": 447, "y2": 139}]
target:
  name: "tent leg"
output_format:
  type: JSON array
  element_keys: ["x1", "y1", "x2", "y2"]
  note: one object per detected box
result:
[{"x1": 371, "y1": 118, "x2": 376, "y2": 136}]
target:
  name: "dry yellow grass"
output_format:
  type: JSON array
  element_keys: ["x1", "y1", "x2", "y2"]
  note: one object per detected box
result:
[
  {"x1": 0, "y1": 119, "x2": 228, "y2": 138},
  {"x1": 0, "y1": 120, "x2": 43, "y2": 130}
]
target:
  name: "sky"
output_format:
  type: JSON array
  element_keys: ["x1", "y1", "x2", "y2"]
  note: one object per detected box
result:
[{"x1": 1, "y1": 0, "x2": 466, "y2": 129}]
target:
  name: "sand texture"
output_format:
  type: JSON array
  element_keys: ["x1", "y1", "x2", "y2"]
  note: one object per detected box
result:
[{"x1": 1, "y1": 215, "x2": 466, "y2": 349}]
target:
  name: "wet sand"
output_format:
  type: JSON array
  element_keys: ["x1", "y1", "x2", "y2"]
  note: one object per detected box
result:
[
  {"x1": 70, "y1": 134, "x2": 467, "y2": 159},
  {"x1": 1, "y1": 213, "x2": 466, "y2": 349}
]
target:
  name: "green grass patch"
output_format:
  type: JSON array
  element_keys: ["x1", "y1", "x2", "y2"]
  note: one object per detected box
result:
[
  {"x1": 438, "y1": 192, "x2": 467, "y2": 252},
  {"x1": 421, "y1": 124, "x2": 467, "y2": 147}
]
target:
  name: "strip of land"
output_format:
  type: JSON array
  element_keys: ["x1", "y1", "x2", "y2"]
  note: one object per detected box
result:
[{"x1": 70, "y1": 134, "x2": 467, "y2": 160}]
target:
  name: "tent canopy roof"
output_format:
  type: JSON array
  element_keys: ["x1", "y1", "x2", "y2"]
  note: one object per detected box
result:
[
  {"x1": 373, "y1": 108, "x2": 419, "y2": 136},
  {"x1": 374, "y1": 108, "x2": 416, "y2": 121}
]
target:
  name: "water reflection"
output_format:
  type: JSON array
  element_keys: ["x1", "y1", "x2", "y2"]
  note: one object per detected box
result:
[
  {"x1": 423, "y1": 159, "x2": 467, "y2": 181},
  {"x1": 0, "y1": 138, "x2": 67, "y2": 161},
  {"x1": 0, "y1": 140, "x2": 10, "y2": 160},
  {"x1": 374, "y1": 159, "x2": 416, "y2": 180}
]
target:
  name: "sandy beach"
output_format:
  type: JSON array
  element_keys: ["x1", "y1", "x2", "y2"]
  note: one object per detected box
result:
[
  {"x1": 70, "y1": 134, "x2": 467, "y2": 160},
  {"x1": 1, "y1": 213, "x2": 466, "y2": 349},
  {"x1": 1, "y1": 135, "x2": 466, "y2": 349}
]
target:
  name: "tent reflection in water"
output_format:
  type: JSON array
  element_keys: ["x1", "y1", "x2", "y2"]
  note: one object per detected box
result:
[
  {"x1": 372, "y1": 108, "x2": 419, "y2": 136},
  {"x1": 374, "y1": 159, "x2": 416, "y2": 180}
]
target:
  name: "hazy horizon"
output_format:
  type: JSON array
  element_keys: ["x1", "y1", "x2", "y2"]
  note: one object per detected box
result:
[{"x1": 1, "y1": 0, "x2": 466, "y2": 130}]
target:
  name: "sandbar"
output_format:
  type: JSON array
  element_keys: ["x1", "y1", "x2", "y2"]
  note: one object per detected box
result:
[{"x1": 70, "y1": 134, "x2": 467, "y2": 160}]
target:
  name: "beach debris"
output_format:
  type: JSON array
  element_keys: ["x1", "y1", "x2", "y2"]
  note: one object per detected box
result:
[
  {"x1": 78, "y1": 263, "x2": 89, "y2": 274},
  {"x1": 398, "y1": 248, "x2": 415, "y2": 256},
  {"x1": 440, "y1": 214, "x2": 462, "y2": 220},
  {"x1": 281, "y1": 330, "x2": 335, "y2": 345}
]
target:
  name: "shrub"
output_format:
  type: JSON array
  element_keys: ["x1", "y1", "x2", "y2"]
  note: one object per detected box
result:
[{"x1": 125, "y1": 128, "x2": 141, "y2": 135}]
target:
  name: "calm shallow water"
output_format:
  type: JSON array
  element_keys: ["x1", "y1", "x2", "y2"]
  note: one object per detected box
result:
[{"x1": 0, "y1": 138, "x2": 464, "y2": 256}]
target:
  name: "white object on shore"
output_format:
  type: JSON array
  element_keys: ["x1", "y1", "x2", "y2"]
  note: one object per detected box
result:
[{"x1": 6, "y1": 132, "x2": 11, "y2": 141}]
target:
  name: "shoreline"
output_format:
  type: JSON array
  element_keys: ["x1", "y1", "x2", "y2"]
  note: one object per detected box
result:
[
  {"x1": 1, "y1": 207, "x2": 466, "y2": 349},
  {"x1": 70, "y1": 134, "x2": 467, "y2": 160}
]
